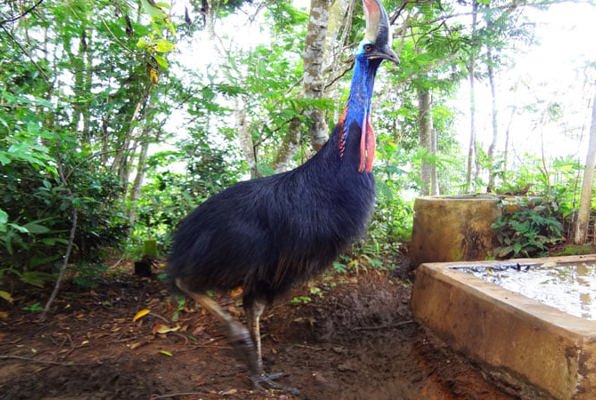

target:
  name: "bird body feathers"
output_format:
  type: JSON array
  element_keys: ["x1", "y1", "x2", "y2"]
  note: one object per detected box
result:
[{"x1": 168, "y1": 121, "x2": 375, "y2": 305}]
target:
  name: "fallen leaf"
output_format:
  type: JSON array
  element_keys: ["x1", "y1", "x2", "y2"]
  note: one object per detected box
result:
[
  {"x1": 133, "y1": 309, "x2": 151, "y2": 322},
  {"x1": 221, "y1": 388, "x2": 238, "y2": 396},
  {"x1": 192, "y1": 325, "x2": 205, "y2": 336},
  {"x1": 159, "y1": 350, "x2": 173, "y2": 357},
  {"x1": 229, "y1": 287, "x2": 243, "y2": 298},
  {"x1": 152, "y1": 323, "x2": 181, "y2": 335},
  {"x1": 129, "y1": 342, "x2": 145, "y2": 350},
  {"x1": 0, "y1": 290, "x2": 14, "y2": 303}
]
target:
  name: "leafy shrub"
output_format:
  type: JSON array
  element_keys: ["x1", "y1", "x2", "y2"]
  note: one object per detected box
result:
[
  {"x1": 492, "y1": 198, "x2": 563, "y2": 258},
  {"x1": 131, "y1": 144, "x2": 244, "y2": 254},
  {"x1": 0, "y1": 142, "x2": 128, "y2": 289},
  {"x1": 1, "y1": 160, "x2": 128, "y2": 261}
]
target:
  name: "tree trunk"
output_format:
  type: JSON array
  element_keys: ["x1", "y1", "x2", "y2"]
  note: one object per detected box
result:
[
  {"x1": 486, "y1": 48, "x2": 498, "y2": 193},
  {"x1": 465, "y1": 1, "x2": 478, "y2": 194},
  {"x1": 83, "y1": 27, "x2": 92, "y2": 141},
  {"x1": 273, "y1": 117, "x2": 302, "y2": 173},
  {"x1": 503, "y1": 107, "x2": 515, "y2": 176},
  {"x1": 418, "y1": 87, "x2": 433, "y2": 196},
  {"x1": 273, "y1": 0, "x2": 343, "y2": 171},
  {"x1": 111, "y1": 83, "x2": 152, "y2": 187},
  {"x1": 325, "y1": 0, "x2": 353, "y2": 122},
  {"x1": 236, "y1": 101, "x2": 258, "y2": 177},
  {"x1": 205, "y1": 0, "x2": 216, "y2": 38},
  {"x1": 303, "y1": 0, "x2": 332, "y2": 151},
  {"x1": 574, "y1": 85, "x2": 596, "y2": 244},
  {"x1": 127, "y1": 132, "x2": 151, "y2": 226},
  {"x1": 431, "y1": 123, "x2": 439, "y2": 195}
]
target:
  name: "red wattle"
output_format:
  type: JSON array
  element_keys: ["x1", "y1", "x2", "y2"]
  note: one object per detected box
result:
[
  {"x1": 359, "y1": 112, "x2": 368, "y2": 172},
  {"x1": 365, "y1": 117, "x2": 375, "y2": 172}
]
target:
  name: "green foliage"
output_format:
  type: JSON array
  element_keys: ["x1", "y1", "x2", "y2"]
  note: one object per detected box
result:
[
  {"x1": 492, "y1": 198, "x2": 563, "y2": 258},
  {"x1": 494, "y1": 155, "x2": 585, "y2": 238},
  {"x1": 72, "y1": 262, "x2": 109, "y2": 289},
  {"x1": 171, "y1": 296, "x2": 186, "y2": 322},
  {"x1": 290, "y1": 295, "x2": 312, "y2": 305},
  {"x1": 22, "y1": 302, "x2": 44, "y2": 313},
  {"x1": 0, "y1": 156, "x2": 128, "y2": 262},
  {"x1": 553, "y1": 244, "x2": 595, "y2": 257},
  {"x1": 132, "y1": 143, "x2": 244, "y2": 252}
]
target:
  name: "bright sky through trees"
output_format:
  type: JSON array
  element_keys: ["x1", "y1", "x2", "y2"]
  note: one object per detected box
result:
[
  {"x1": 171, "y1": 1, "x2": 596, "y2": 167},
  {"x1": 454, "y1": 2, "x2": 596, "y2": 165}
]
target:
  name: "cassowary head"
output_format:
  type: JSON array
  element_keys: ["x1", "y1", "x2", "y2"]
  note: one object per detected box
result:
[
  {"x1": 339, "y1": 0, "x2": 398, "y2": 173},
  {"x1": 359, "y1": 0, "x2": 399, "y2": 65}
]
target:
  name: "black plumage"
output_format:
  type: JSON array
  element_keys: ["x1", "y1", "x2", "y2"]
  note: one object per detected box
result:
[{"x1": 168, "y1": 124, "x2": 375, "y2": 305}]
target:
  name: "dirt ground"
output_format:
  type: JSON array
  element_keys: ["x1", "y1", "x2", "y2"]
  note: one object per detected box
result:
[{"x1": 0, "y1": 268, "x2": 515, "y2": 400}]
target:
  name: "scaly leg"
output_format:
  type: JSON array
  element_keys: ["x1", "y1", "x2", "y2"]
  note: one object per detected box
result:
[
  {"x1": 175, "y1": 279, "x2": 298, "y2": 394},
  {"x1": 244, "y1": 299, "x2": 299, "y2": 395},
  {"x1": 245, "y1": 300, "x2": 265, "y2": 371},
  {"x1": 175, "y1": 279, "x2": 260, "y2": 375}
]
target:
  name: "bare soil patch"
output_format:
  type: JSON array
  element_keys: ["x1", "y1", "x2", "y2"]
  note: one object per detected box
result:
[{"x1": 0, "y1": 269, "x2": 513, "y2": 400}]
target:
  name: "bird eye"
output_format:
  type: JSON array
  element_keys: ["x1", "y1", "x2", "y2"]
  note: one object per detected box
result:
[{"x1": 364, "y1": 44, "x2": 373, "y2": 52}]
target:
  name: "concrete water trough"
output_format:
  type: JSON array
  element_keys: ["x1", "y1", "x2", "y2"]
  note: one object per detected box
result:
[{"x1": 412, "y1": 254, "x2": 596, "y2": 400}]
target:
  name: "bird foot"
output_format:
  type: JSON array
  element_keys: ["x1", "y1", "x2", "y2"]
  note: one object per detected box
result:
[{"x1": 250, "y1": 372, "x2": 300, "y2": 395}]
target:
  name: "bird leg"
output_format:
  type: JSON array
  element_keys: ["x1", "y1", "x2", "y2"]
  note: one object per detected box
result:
[
  {"x1": 245, "y1": 300, "x2": 299, "y2": 395},
  {"x1": 181, "y1": 290, "x2": 261, "y2": 374},
  {"x1": 245, "y1": 300, "x2": 265, "y2": 371},
  {"x1": 175, "y1": 280, "x2": 298, "y2": 394}
]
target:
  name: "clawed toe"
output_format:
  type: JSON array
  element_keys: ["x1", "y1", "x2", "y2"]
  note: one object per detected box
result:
[
  {"x1": 264, "y1": 371, "x2": 286, "y2": 380},
  {"x1": 250, "y1": 372, "x2": 300, "y2": 395}
]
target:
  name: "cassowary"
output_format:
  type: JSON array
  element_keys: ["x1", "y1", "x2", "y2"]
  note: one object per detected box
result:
[{"x1": 168, "y1": 0, "x2": 398, "y2": 392}]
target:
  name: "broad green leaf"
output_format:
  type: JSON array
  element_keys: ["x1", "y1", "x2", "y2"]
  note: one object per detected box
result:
[
  {"x1": 153, "y1": 55, "x2": 169, "y2": 69},
  {"x1": 0, "y1": 152, "x2": 10, "y2": 165},
  {"x1": 30, "y1": 254, "x2": 63, "y2": 268},
  {"x1": 23, "y1": 222, "x2": 50, "y2": 234},
  {"x1": 8, "y1": 223, "x2": 29, "y2": 233},
  {"x1": 137, "y1": 37, "x2": 149, "y2": 49},
  {"x1": 154, "y1": 39, "x2": 174, "y2": 53},
  {"x1": 141, "y1": 0, "x2": 166, "y2": 19},
  {"x1": 20, "y1": 271, "x2": 54, "y2": 288}
]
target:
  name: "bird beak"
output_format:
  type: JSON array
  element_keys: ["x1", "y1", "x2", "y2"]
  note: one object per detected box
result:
[
  {"x1": 363, "y1": 0, "x2": 399, "y2": 65},
  {"x1": 367, "y1": 47, "x2": 399, "y2": 65}
]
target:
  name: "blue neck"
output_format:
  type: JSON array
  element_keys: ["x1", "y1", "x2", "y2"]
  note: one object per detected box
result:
[
  {"x1": 334, "y1": 54, "x2": 381, "y2": 156},
  {"x1": 345, "y1": 55, "x2": 379, "y2": 124}
]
